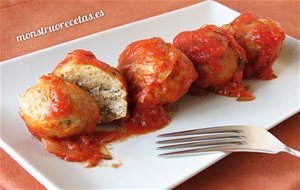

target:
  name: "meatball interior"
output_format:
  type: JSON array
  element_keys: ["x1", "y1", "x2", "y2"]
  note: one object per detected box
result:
[{"x1": 53, "y1": 50, "x2": 128, "y2": 123}]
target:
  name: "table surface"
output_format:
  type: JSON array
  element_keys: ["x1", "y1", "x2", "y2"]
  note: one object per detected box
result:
[{"x1": 1, "y1": 0, "x2": 299, "y2": 189}]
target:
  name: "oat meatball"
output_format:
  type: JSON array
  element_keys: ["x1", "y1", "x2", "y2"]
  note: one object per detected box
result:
[
  {"x1": 53, "y1": 50, "x2": 128, "y2": 123},
  {"x1": 19, "y1": 74, "x2": 100, "y2": 139},
  {"x1": 173, "y1": 24, "x2": 253, "y2": 100},
  {"x1": 117, "y1": 37, "x2": 198, "y2": 105},
  {"x1": 222, "y1": 12, "x2": 285, "y2": 80}
]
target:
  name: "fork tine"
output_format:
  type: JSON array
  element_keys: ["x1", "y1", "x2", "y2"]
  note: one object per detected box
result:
[
  {"x1": 157, "y1": 125, "x2": 300, "y2": 158},
  {"x1": 158, "y1": 126, "x2": 243, "y2": 137},
  {"x1": 157, "y1": 139, "x2": 245, "y2": 150},
  {"x1": 157, "y1": 133, "x2": 244, "y2": 144},
  {"x1": 159, "y1": 144, "x2": 244, "y2": 156}
]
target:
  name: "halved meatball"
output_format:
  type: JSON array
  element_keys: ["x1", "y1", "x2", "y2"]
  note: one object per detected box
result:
[
  {"x1": 19, "y1": 74, "x2": 100, "y2": 139},
  {"x1": 222, "y1": 12, "x2": 285, "y2": 80},
  {"x1": 53, "y1": 50, "x2": 128, "y2": 123}
]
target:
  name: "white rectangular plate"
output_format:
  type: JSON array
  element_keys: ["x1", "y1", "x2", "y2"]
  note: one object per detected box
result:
[{"x1": 1, "y1": 1, "x2": 300, "y2": 189}]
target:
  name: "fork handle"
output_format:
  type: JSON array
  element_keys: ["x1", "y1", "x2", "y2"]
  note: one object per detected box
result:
[{"x1": 285, "y1": 147, "x2": 300, "y2": 158}]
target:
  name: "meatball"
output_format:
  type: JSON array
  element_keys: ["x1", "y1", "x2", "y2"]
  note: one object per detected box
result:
[
  {"x1": 19, "y1": 74, "x2": 100, "y2": 139},
  {"x1": 53, "y1": 50, "x2": 128, "y2": 123},
  {"x1": 118, "y1": 37, "x2": 198, "y2": 105},
  {"x1": 222, "y1": 12, "x2": 285, "y2": 80},
  {"x1": 173, "y1": 24, "x2": 254, "y2": 101},
  {"x1": 117, "y1": 37, "x2": 198, "y2": 132}
]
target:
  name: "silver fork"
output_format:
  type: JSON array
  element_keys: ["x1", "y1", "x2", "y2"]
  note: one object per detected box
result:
[{"x1": 156, "y1": 125, "x2": 300, "y2": 158}]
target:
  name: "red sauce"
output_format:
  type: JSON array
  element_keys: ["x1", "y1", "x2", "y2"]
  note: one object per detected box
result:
[
  {"x1": 118, "y1": 104, "x2": 171, "y2": 135},
  {"x1": 42, "y1": 103, "x2": 170, "y2": 167},
  {"x1": 42, "y1": 130, "x2": 125, "y2": 167},
  {"x1": 209, "y1": 82, "x2": 255, "y2": 101}
]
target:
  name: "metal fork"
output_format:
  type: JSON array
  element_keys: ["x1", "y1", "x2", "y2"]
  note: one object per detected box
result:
[{"x1": 156, "y1": 125, "x2": 300, "y2": 158}]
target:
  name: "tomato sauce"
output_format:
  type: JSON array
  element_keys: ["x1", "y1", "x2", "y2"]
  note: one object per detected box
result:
[
  {"x1": 42, "y1": 129, "x2": 126, "y2": 167},
  {"x1": 42, "y1": 103, "x2": 170, "y2": 167},
  {"x1": 118, "y1": 103, "x2": 171, "y2": 135},
  {"x1": 209, "y1": 82, "x2": 255, "y2": 101}
]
